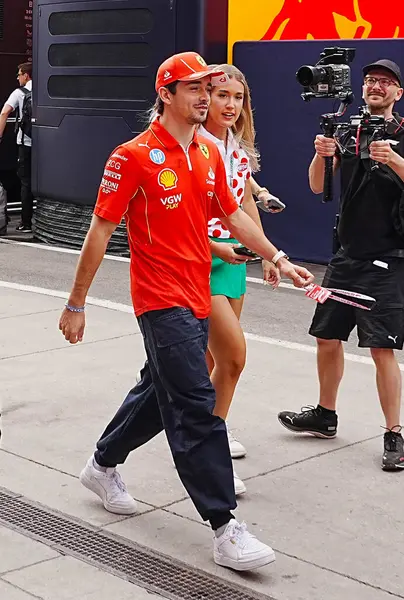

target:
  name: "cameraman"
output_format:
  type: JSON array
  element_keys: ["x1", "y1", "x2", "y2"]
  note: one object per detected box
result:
[{"x1": 279, "y1": 59, "x2": 404, "y2": 471}]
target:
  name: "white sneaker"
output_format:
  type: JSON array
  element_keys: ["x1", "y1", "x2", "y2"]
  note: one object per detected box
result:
[
  {"x1": 233, "y1": 469, "x2": 247, "y2": 496},
  {"x1": 214, "y1": 519, "x2": 276, "y2": 571},
  {"x1": 227, "y1": 429, "x2": 247, "y2": 459},
  {"x1": 79, "y1": 456, "x2": 138, "y2": 515}
]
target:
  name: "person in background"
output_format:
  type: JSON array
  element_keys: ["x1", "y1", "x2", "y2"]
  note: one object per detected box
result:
[
  {"x1": 278, "y1": 59, "x2": 404, "y2": 471},
  {"x1": 0, "y1": 62, "x2": 33, "y2": 232}
]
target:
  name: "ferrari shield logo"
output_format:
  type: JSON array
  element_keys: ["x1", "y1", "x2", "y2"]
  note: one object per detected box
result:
[
  {"x1": 196, "y1": 55, "x2": 207, "y2": 67},
  {"x1": 200, "y1": 143, "x2": 209, "y2": 159}
]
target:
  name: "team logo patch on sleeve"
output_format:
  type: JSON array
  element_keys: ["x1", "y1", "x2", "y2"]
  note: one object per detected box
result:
[
  {"x1": 158, "y1": 169, "x2": 178, "y2": 190},
  {"x1": 199, "y1": 144, "x2": 209, "y2": 159},
  {"x1": 149, "y1": 149, "x2": 166, "y2": 165}
]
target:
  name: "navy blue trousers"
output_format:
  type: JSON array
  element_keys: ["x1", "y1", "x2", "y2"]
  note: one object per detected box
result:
[{"x1": 95, "y1": 307, "x2": 236, "y2": 522}]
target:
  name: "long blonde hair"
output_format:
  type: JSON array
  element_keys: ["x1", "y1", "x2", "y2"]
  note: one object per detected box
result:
[{"x1": 211, "y1": 64, "x2": 260, "y2": 172}]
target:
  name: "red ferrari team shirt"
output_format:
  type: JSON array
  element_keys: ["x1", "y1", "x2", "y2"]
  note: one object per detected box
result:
[{"x1": 94, "y1": 119, "x2": 238, "y2": 318}]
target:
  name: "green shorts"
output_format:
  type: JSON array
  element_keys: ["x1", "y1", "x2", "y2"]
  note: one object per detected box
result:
[{"x1": 210, "y1": 237, "x2": 247, "y2": 299}]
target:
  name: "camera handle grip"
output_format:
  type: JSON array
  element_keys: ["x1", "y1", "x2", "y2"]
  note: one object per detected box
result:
[
  {"x1": 320, "y1": 115, "x2": 336, "y2": 203},
  {"x1": 323, "y1": 154, "x2": 334, "y2": 203},
  {"x1": 370, "y1": 128, "x2": 383, "y2": 172}
]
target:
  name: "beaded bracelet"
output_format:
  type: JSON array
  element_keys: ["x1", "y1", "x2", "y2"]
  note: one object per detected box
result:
[{"x1": 65, "y1": 302, "x2": 85, "y2": 313}]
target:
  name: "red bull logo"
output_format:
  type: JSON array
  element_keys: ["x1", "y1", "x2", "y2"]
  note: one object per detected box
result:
[
  {"x1": 263, "y1": 0, "x2": 404, "y2": 40},
  {"x1": 229, "y1": 1, "x2": 404, "y2": 56}
]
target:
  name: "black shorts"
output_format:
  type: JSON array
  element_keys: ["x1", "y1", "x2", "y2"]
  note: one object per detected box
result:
[{"x1": 309, "y1": 251, "x2": 404, "y2": 349}]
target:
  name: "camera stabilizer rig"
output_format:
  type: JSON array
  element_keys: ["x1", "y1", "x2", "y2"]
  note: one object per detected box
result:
[
  {"x1": 296, "y1": 47, "x2": 387, "y2": 203},
  {"x1": 336, "y1": 107, "x2": 386, "y2": 170},
  {"x1": 319, "y1": 98, "x2": 353, "y2": 204},
  {"x1": 319, "y1": 104, "x2": 386, "y2": 202}
]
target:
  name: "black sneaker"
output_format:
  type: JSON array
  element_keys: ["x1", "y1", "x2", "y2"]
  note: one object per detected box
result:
[
  {"x1": 278, "y1": 405, "x2": 338, "y2": 439},
  {"x1": 16, "y1": 224, "x2": 32, "y2": 233},
  {"x1": 382, "y1": 428, "x2": 404, "y2": 471}
]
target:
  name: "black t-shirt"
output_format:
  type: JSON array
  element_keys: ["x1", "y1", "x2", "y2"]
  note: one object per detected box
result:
[{"x1": 336, "y1": 112, "x2": 404, "y2": 259}]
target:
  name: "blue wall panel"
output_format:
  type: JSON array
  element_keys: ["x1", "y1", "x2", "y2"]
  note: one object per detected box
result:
[{"x1": 33, "y1": 0, "x2": 228, "y2": 206}]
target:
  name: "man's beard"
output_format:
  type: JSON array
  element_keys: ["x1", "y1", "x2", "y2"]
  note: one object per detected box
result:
[
  {"x1": 367, "y1": 97, "x2": 394, "y2": 114},
  {"x1": 187, "y1": 110, "x2": 208, "y2": 125},
  {"x1": 368, "y1": 99, "x2": 394, "y2": 115}
]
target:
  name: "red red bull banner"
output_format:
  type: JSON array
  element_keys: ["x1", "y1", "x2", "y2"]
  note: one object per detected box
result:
[{"x1": 229, "y1": 0, "x2": 404, "y2": 58}]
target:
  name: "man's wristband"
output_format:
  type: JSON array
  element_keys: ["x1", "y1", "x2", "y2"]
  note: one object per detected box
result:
[
  {"x1": 271, "y1": 250, "x2": 289, "y2": 265},
  {"x1": 65, "y1": 302, "x2": 85, "y2": 313}
]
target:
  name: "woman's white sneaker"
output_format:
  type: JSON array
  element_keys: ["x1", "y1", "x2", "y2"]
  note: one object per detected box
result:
[
  {"x1": 233, "y1": 470, "x2": 247, "y2": 496},
  {"x1": 79, "y1": 456, "x2": 138, "y2": 515},
  {"x1": 213, "y1": 519, "x2": 275, "y2": 571},
  {"x1": 227, "y1": 429, "x2": 247, "y2": 458}
]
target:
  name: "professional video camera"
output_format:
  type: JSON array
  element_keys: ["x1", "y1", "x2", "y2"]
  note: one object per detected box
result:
[
  {"x1": 296, "y1": 47, "x2": 387, "y2": 203},
  {"x1": 296, "y1": 47, "x2": 355, "y2": 102}
]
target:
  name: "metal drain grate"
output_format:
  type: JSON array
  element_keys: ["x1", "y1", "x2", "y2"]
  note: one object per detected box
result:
[{"x1": 0, "y1": 489, "x2": 273, "y2": 600}]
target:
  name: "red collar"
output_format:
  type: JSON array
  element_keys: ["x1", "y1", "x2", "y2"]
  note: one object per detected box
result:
[{"x1": 149, "y1": 118, "x2": 199, "y2": 149}]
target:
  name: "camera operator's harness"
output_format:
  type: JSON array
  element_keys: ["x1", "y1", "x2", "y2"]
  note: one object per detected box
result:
[{"x1": 318, "y1": 94, "x2": 390, "y2": 203}]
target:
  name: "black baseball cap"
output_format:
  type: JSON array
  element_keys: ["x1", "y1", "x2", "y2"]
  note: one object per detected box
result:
[{"x1": 363, "y1": 59, "x2": 403, "y2": 87}]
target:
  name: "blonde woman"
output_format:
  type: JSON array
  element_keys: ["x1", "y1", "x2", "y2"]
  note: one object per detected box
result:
[{"x1": 200, "y1": 64, "x2": 278, "y2": 495}]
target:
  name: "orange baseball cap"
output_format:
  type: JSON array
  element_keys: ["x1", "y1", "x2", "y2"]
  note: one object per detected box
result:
[{"x1": 155, "y1": 51, "x2": 224, "y2": 91}]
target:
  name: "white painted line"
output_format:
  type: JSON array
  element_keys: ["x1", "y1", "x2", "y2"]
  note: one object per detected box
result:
[
  {"x1": 246, "y1": 276, "x2": 265, "y2": 285},
  {"x1": 1, "y1": 280, "x2": 401, "y2": 370},
  {"x1": 244, "y1": 332, "x2": 388, "y2": 368},
  {"x1": 0, "y1": 240, "x2": 297, "y2": 290},
  {"x1": 246, "y1": 276, "x2": 295, "y2": 290},
  {"x1": 0, "y1": 238, "x2": 130, "y2": 263},
  {"x1": 0, "y1": 281, "x2": 133, "y2": 313}
]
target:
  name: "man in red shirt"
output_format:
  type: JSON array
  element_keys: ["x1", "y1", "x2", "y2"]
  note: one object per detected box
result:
[{"x1": 59, "y1": 52, "x2": 314, "y2": 571}]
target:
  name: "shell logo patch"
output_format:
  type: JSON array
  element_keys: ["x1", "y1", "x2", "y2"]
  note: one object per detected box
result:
[
  {"x1": 200, "y1": 144, "x2": 209, "y2": 159},
  {"x1": 158, "y1": 169, "x2": 178, "y2": 191}
]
